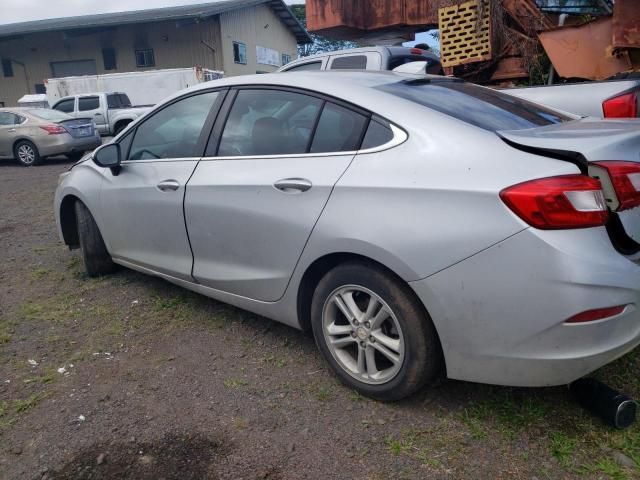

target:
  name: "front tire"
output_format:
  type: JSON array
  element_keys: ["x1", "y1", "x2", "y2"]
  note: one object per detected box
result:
[
  {"x1": 311, "y1": 261, "x2": 442, "y2": 401},
  {"x1": 75, "y1": 201, "x2": 116, "y2": 277},
  {"x1": 14, "y1": 140, "x2": 42, "y2": 166}
]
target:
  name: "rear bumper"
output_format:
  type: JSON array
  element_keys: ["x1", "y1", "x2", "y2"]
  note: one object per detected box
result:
[
  {"x1": 38, "y1": 133, "x2": 102, "y2": 157},
  {"x1": 410, "y1": 227, "x2": 640, "y2": 387}
]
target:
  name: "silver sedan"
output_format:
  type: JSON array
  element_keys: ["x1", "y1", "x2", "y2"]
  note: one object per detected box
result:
[
  {"x1": 54, "y1": 71, "x2": 640, "y2": 400},
  {"x1": 0, "y1": 108, "x2": 101, "y2": 166}
]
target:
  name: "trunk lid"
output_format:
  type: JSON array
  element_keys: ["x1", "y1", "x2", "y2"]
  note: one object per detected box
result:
[
  {"x1": 499, "y1": 118, "x2": 640, "y2": 245},
  {"x1": 58, "y1": 117, "x2": 96, "y2": 138}
]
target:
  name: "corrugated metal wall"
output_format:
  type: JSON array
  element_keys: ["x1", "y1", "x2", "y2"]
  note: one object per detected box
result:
[
  {"x1": 0, "y1": 4, "x2": 297, "y2": 106},
  {"x1": 219, "y1": 4, "x2": 298, "y2": 75}
]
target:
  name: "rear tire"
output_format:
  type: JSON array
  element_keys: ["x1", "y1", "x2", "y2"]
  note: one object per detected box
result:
[
  {"x1": 75, "y1": 201, "x2": 116, "y2": 277},
  {"x1": 14, "y1": 140, "x2": 42, "y2": 166},
  {"x1": 311, "y1": 261, "x2": 443, "y2": 401}
]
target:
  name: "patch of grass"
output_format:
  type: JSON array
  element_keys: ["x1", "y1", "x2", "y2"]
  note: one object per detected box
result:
[
  {"x1": 549, "y1": 431, "x2": 577, "y2": 467},
  {"x1": 232, "y1": 417, "x2": 248, "y2": 429},
  {"x1": 32, "y1": 246, "x2": 49, "y2": 254},
  {"x1": 31, "y1": 267, "x2": 51, "y2": 279},
  {"x1": 261, "y1": 354, "x2": 286, "y2": 368},
  {"x1": 460, "y1": 409, "x2": 487, "y2": 439},
  {"x1": 415, "y1": 450, "x2": 442, "y2": 468},
  {"x1": 24, "y1": 367, "x2": 58, "y2": 385},
  {"x1": 581, "y1": 458, "x2": 628, "y2": 480},
  {"x1": 385, "y1": 434, "x2": 416, "y2": 455},
  {"x1": 314, "y1": 384, "x2": 334, "y2": 402},
  {"x1": 348, "y1": 391, "x2": 365, "y2": 402},
  {"x1": 153, "y1": 295, "x2": 187, "y2": 311},
  {"x1": 223, "y1": 378, "x2": 249, "y2": 389},
  {"x1": 13, "y1": 393, "x2": 48, "y2": 414},
  {"x1": 0, "y1": 331, "x2": 10, "y2": 344}
]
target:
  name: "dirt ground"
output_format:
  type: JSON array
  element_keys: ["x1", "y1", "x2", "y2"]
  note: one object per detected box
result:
[{"x1": 1, "y1": 158, "x2": 640, "y2": 480}]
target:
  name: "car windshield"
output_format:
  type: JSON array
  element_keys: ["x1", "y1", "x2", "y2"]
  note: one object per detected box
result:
[
  {"x1": 376, "y1": 79, "x2": 572, "y2": 131},
  {"x1": 107, "y1": 93, "x2": 133, "y2": 109},
  {"x1": 27, "y1": 109, "x2": 73, "y2": 122}
]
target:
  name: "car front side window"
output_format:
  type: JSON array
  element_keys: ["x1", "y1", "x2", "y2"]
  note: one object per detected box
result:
[{"x1": 127, "y1": 91, "x2": 220, "y2": 161}]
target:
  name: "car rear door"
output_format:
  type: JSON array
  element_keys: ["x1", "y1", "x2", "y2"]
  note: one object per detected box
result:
[
  {"x1": 77, "y1": 95, "x2": 107, "y2": 134},
  {"x1": 185, "y1": 87, "x2": 370, "y2": 301},
  {"x1": 98, "y1": 89, "x2": 225, "y2": 280},
  {"x1": 0, "y1": 112, "x2": 21, "y2": 157}
]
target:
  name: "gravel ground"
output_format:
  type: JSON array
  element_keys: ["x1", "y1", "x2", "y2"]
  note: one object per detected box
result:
[{"x1": 1, "y1": 158, "x2": 640, "y2": 480}]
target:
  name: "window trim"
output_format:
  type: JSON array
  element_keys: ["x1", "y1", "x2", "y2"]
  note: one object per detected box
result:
[
  {"x1": 203, "y1": 84, "x2": 406, "y2": 160},
  {"x1": 53, "y1": 97, "x2": 77, "y2": 113},
  {"x1": 78, "y1": 95, "x2": 101, "y2": 112},
  {"x1": 134, "y1": 48, "x2": 155, "y2": 68},
  {"x1": 233, "y1": 41, "x2": 247, "y2": 65},
  {"x1": 119, "y1": 87, "x2": 229, "y2": 164},
  {"x1": 282, "y1": 61, "x2": 322, "y2": 72}
]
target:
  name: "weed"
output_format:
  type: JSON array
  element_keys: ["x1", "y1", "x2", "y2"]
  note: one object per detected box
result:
[
  {"x1": 314, "y1": 385, "x2": 333, "y2": 402},
  {"x1": 549, "y1": 431, "x2": 577, "y2": 466},
  {"x1": 14, "y1": 393, "x2": 48, "y2": 413},
  {"x1": 31, "y1": 267, "x2": 50, "y2": 279},
  {"x1": 224, "y1": 378, "x2": 249, "y2": 389}
]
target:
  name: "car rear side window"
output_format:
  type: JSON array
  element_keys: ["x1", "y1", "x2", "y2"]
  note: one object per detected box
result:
[
  {"x1": 310, "y1": 103, "x2": 368, "y2": 153},
  {"x1": 127, "y1": 91, "x2": 219, "y2": 160},
  {"x1": 376, "y1": 80, "x2": 571, "y2": 131},
  {"x1": 361, "y1": 119, "x2": 394, "y2": 149},
  {"x1": 54, "y1": 99, "x2": 75, "y2": 113},
  {"x1": 78, "y1": 96, "x2": 100, "y2": 111},
  {"x1": 217, "y1": 89, "x2": 323, "y2": 156},
  {"x1": 107, "y1": 94, "x2": 132, "y2": 109},
  {"x1": 330, "y1": 55, "x2": 367, "y2": 70},
  {"x1": 284, "y1": 62, "x2": 322, "y2": 72},
  {"x1": 0, "y1": 112, "x2": 19, "y2": 125}
]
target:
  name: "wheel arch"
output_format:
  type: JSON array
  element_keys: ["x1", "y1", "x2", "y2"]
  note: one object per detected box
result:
[
  {"x1": 59, "y1": 194, "x2": 81, "y2": 249},
  {"x1": 13, "y1": 137, "x2": 37, "y2": 153},
  {"x1": 296, "y1": 252, "x2": 424, "y2": 333},
  {"x1": 113, "y1": 118, "x2": 133, "y2": 134}
]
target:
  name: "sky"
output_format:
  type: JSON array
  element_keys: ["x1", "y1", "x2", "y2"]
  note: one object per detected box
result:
[{"x1": 0, "y1": 0, "x2": 301, "y2": 25}]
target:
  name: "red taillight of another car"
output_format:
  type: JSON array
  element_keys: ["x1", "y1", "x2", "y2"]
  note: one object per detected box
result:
[
  {"x1": 40, "y1": 124, "x2": 67, "y2": 135},
  {"x1": 500, "y1": 175, "x2": 609, "y2": 229},
  {"x1": 602, "y1": 92, "x2": 638, "y2": 118},
  {"x1": 593, "y1": 161, "x2": 640, "y2": 211}
]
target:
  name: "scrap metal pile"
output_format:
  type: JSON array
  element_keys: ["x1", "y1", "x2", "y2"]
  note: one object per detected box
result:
[{"x1": 306, "y1": 0, "x2": 640, "y2": 85}]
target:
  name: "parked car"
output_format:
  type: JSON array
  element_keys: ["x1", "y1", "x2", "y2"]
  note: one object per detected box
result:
[
  {"x1": 278, "y1": 46, "x2": 442, "y2": 75},
  {"x1": 281, "y1": 48, "x2": 640, "y2": 119},
  {"x1": 51, "y1": 92, "x2": 152, "y2": 136},
  {"x1": 503, "y1": 78, "x2": 640, "y2": 118},
  {"x1": 0, "y1": 108, "x2": 101, "y2": 166},
  {"x1": 55, "y1": 71, "x2": 640, "y2": 400}
]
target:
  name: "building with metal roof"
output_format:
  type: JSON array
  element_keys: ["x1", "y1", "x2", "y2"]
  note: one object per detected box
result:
[{"x1": 0, "y1": 0, "x2": 311, "y2": 106}]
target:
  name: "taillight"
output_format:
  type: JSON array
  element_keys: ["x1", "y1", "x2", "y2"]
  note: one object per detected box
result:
[
  {"x1": 602, "y1": 92, "x2": 638, "y2": 118},
  {"x1": 410, "y1": 48, "x2": 424, "y2": 55},
  {"x1": 500, "y1": 175, "x2": 608, "y2": 229},
  {"x1": 40, "y1": 124, "x2": 67, "y2": 135},
  {"x1": 593, "y1": 161, "x2": 640, "y2": 211},
  {"x1": 565, "y1": 305, "x2": 626, "y2": 324}
]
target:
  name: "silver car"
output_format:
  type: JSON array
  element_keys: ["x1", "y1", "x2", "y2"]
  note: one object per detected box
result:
[
  {"x1": 0, "y1": 108, "x2": 101, "y2": 166},
  {"x1": 54, "y1": 71, "x2": 640, "y2": 400}
]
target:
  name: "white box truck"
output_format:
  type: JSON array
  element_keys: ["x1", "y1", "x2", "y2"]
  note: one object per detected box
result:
[{"x1": 45, "y1": 67, "x2": 223, "y2": 107}]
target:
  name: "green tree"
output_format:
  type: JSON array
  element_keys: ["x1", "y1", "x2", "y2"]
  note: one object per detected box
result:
[{"x1": 290, "y1": 4, "x2": 358, "y2": 57}]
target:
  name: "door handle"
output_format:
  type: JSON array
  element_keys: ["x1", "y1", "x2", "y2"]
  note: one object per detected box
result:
[
  {"x1": 274, "y1": 178, "x2": 312, "y2": 193},
  {"x1": 157, "y1": 179, "x2": 180, "y2": 192},
  {"x1": 94, "y1": 113, "x2": 101, "y2": 116}
]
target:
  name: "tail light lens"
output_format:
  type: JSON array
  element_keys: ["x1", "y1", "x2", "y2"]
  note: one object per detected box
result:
[
  {"x1": 565, "y1": 305, "x2": 626, "y2": 324},
  {"x1": 500, "y1": 175, "x2": 608, "y2": 229},
  {"x1": 40, "y1": 124, "x2": 67, "y2": 135},
  {"x1": 602, "y1": 92, "x2": 638, "y2": 118},
  {"x1": 593, "y1": 161, "x2": 640, "y2": 211}
]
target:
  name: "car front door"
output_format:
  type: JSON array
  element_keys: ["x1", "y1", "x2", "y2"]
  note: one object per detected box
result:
[
  {"x1": 98, "y1": 89, "x2": 224, "y2": 280},
  {"x1": 185, "y1": 87, "x2": 370, "y2": 301}
]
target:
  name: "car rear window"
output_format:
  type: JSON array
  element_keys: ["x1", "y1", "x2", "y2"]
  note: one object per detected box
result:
[
  {"x1": 376, "y1": 79, "x2": 571, "y2": 131},
  {"x1": 27, "y1": 109, "x2": 73, "y2": 121}
]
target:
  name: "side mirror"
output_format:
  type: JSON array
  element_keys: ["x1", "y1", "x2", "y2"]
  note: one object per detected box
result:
[{"x1": 93, "y1": 143, "x2": 122, "y2": 174}]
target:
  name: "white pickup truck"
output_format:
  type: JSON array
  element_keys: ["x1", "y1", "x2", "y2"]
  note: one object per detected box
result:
[
  {"x1": 51, "y1": 92, "x2": 151, "y2": 136},
  {"x1": 280, "y1": 48, "x2": 640, "y2": 119}
]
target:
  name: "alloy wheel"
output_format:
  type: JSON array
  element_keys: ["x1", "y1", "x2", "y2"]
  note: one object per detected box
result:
[
  {"x1": 17, "y1": 144, "x2": 35, "y2": 165},
  {"x1": 322, "y1": 285, "x2": 405, "y2": 385}
]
